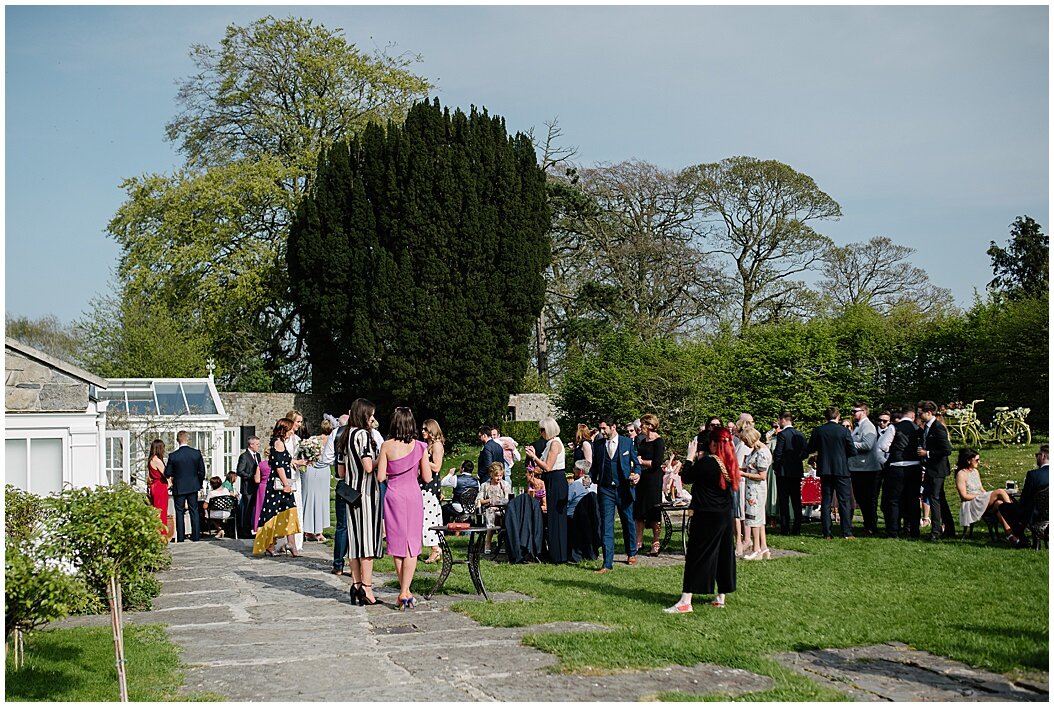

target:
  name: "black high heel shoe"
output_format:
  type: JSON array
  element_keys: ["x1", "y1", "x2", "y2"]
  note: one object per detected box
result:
[
  {"x1": 350, "y1": 582, "x2": 365, "y2": 605},
  {"x1": 360, "y1": 583, "x2": 383, "y2": 606}
]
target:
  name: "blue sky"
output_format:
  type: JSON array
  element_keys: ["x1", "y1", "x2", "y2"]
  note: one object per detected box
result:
[{"x1": 4, "y1": 4, "x2": 1049, "y2": 324}]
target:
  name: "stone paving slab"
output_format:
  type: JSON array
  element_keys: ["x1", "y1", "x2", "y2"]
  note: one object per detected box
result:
[{"x1": 775, "y1": 642, "x2": 1049, "y2": 701}]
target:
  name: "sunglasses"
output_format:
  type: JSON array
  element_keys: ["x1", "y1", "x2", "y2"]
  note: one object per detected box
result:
[{"x1": 878, "y1": 419, "x2": 890, "y2": 424}]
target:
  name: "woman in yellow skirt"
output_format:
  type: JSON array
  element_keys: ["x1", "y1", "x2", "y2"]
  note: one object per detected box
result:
[{"x1": 253, "y1": 418, "x2": 303, "y2": 557}]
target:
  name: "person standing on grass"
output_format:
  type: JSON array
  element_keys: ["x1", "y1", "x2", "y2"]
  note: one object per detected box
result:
[
  {"x1": 806, "y1": 407, "x2": 857, "y2": 540},
  {"x1": 588, "y1": 416, "x2": 641, "y2": 574},
  {"x1": 916, "y1": 400, "x2": 952, "y2": 541},
  {"x1": 665, "y1": 427, "x2": 740, "y2": 613},
  {"x1": 884, "y1": 405, "x2": 923, "y2": 538},
  {"x1": 524, "y1": 417, "x2": 569, "y2": 564},
  {"x1": 739, "y1": 427, "x2": 771, "y2": 560},
  {"x1": 633, "y1": 413, "x2": 666, "y2": 557},
  {"x1": 848, "y1": 402, "x2": 882, "y2": 536}
]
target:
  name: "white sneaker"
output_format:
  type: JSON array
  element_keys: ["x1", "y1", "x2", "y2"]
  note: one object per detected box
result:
[
  {"x1": 663, "y1": 603, "x2": 693, "y2": 614},
  {"x1": 742, "y1": 551, "x2": 759, "y2": 560}
]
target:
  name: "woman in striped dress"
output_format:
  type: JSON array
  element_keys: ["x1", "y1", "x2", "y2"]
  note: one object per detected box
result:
[{"x1": 336, "y1": 398, "x2": 385, "y2": 606}]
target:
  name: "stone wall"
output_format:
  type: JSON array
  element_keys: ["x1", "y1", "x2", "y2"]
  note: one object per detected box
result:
[
  {"x1": 5, "y1": 349, "x2": 89, "y2": 412},
  {"x1": 507, "y1": 393, "x2": 557, "y2": 422},
  {"x1": 218, "y1": 392, "x2": 326, "y2": 439}
]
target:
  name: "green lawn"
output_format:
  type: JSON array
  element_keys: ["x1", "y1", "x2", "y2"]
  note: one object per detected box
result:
[
  {"x1": 5, "y1": 624, "x2": 219, "y2": 702},
  {"x1": 394, "y1": 441, "x2": 1049, "y2": 701}
]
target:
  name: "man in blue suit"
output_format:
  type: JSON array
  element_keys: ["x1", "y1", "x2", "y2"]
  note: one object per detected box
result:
[
  {"x1": 165, "y1": 430, "x2": 207, "y2": 542},
  {"x1": 477, "y1": 426, "x2": 506, "y2": 484},
  {"x1": 1007, "y1": 445, "x2": 1049, "y2": 541},
  {"x1": 806, "y1": 407, "x2": 857, "y2": 539},
  {"x1": 589, "y1": 415, "x2": 641, "y2": 573}
]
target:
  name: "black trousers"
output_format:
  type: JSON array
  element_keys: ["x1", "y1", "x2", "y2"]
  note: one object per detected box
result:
[
  {"x1": 900, "y1": 466, "x2": 923, "y2": 537},
  {"x1": 851, "y1": 471, "x2": 882, "y2": 534},
  {"x1": 776, "y1": 473, "x2": 803, "y2": 534},
  {"x1": 820, "y1": 475, "x2": 853, "y2": 538},
  {"x1": 922, "y1": 472, "x2": 950, "y2": 538},
  {"x1": 239, "y1": 486, "x2": 257, "y2": 536},
  {"x1": 882, "y1": 466, "x2": 905, "y2": 537},
  {"x1": 542, "y1": 470, "x2": 569, "y2": 563},
  {"x1": 683, "y1": 509, "x2": 736, "y2": 596}
]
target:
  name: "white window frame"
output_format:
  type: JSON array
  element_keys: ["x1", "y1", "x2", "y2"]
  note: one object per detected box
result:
[
  {"x1": 105, "y1": 430, "x2": 131, "y2": 486},
  {"x1": 222, "y1": 428, "x2": 240, "y2": 475},
  {"x1": 5, "y1": 431, "x2": 70, "y2": 495}
]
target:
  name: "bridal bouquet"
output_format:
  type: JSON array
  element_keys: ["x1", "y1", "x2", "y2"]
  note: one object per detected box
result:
[{"x1": 299, "y1": 435, "x2": 324, "y2": 464}]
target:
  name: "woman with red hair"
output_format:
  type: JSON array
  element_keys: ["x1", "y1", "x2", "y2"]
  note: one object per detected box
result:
[{"x1": 664, "y1": 427, "x2": 740, "y2": 613}]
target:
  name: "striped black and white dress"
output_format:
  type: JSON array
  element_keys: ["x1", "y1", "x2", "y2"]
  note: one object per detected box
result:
[{"x1": 338, "y1": 427, "x2": 385, "y2": 559}]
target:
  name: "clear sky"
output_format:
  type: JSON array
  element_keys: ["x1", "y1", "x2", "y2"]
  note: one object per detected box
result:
[{"x1": 4, "y1": 4, "x2": 1049, "y2": 324}]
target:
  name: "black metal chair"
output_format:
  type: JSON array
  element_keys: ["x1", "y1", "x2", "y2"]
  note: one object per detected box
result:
[
  {"x1": 1027, "y1": 487, "x2": 1048, "y2": 550},
  {"x1": 204, "y1": 494, "x2": 237, "y2": 539}
]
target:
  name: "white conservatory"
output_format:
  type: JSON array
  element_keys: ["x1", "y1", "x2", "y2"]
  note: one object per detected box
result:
[{"x1": 99, "y1": 377, "x2": 234, "y2": 489}]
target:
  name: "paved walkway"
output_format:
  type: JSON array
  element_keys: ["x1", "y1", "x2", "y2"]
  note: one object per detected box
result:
[
  {"x1": 55, "y1": 539, "x2": 1048, "y2": 702},
  {"x1": 83, "y1": 539, "x2": 771, "y2": 701}
]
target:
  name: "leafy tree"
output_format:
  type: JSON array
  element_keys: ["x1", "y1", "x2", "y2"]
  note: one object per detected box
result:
[
  {"x1": 686, "y1": 157, "x2": 840, "y2": 329},
  {"x1": 49, "y1": 484, "x2": 167, "y2": 701},
  {"x1": 4, "y1": 486, "x2": 86, "y2": 669},
  {"x1": 96, "y1": 16, "x2": 431, "y2": 390},
  {"x1": 987, "y1": 215, "x2": 1049, "y2": 300},
  {"x1": 289, "y1": 99, "x2": 550, "y2": 433},
  {"x1": 819, "y1": 236, "x2": 955, "y2": 315},
  {"x1": 4, "y1": 314, "x2": 84, "y2": 364}
]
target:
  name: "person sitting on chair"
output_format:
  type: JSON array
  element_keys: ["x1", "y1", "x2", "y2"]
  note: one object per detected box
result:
[
  {"x1": 440, "y1": 460, "x2": 480, "y2": 523},
  {"x1": 203, "y1": 476, "x2": 235, "y2": 538},
  {"x1": 954, "y1": 448, "x2": 1018, "y2": 545}
]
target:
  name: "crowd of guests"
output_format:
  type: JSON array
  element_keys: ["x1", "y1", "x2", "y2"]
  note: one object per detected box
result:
[{"x1": 145, "y1": 398, "x2": 1048, "y2": 614}]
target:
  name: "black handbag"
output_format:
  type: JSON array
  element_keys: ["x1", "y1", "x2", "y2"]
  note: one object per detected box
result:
[{"x1": 335, "y1": 480, "x2": 362, "y2": 508}]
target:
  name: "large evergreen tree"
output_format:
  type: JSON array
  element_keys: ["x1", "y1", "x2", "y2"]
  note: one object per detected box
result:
[{"x1": 289, "y1": 99, "x2": 550, "y2": 433}]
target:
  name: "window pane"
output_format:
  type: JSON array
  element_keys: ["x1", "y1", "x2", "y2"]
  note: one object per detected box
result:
[
  {"x1": 31, "y1": 438, "x2": 63, "y2": 495},
  {"x1": 155, "y1": 382, "x2": 186, "y2": 415},
  {"x1": 6, "y1": 439, "x2": 28, "y2": 490},
  {"x1": 182, "y1": 383, "x2": 217, "y2": 414},
  {"x1": 97, "y1": 390, "x2": 128, "y2": 414},
  {"x1": 126, "y1": 389, "x2": 156, "y2": 415}
]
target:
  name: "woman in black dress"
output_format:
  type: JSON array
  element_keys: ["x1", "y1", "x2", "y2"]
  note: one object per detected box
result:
[
  {"x1": 634, "y1": 413, "x2": 666, "y2": 556},
  {"x1": 664, "y1": 426, "x2": 740, "y2": 613}
]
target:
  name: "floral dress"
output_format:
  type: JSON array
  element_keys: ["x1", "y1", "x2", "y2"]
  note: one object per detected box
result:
[{"x1": 743, "y1": 445, "x2": 771, "y2": 528}]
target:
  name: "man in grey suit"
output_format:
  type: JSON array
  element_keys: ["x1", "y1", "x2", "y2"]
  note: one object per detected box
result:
[
  {"x1": 806, "y1": 406, "x2": 858, "y2": 539},
  {"x1": 848, "y1": 402, "x2": 882, "y2": 536},
  {"x1": 165, "y1": 430, "x2": 207, "y2": 542}
]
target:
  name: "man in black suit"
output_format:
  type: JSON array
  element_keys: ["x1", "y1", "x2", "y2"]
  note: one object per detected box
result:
[
  {"x1": 772, "y1": 411, "x2": 807, "y2": 535},
  {"x1": 883, "y1": 405, "x2": 923, "y2": 538},
  {"x1": 916, "y1": 400, "x2": 953, "y2": 541},
  {"x1": 806, "y1": 406, "x2": 857, "y2": 539},
  {"x1": 234, "y1": 435, "x2": 262, "y2": 537},
  {"x1": 165, "y1": 430, "x2": 207, "y2": 542},
  {"x1": 477, "y1": 425, "x2": 506, "y2": 484}
]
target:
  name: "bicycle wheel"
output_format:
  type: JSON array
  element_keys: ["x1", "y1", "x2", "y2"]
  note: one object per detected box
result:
[
  {"x1": 1002, "y1": 419, "x2": 1031, "y2": 446},
  {"x1": 963, "y1": 424, "x2": 982, "y2": 450}
]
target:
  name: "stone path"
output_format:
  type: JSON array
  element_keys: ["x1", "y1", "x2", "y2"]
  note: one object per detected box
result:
[
  {"x1": 54, "y1": 539, "x2": 1047, "y2": 702},
  {"x1": 60, "y1": 539, "x2": 771, "y2": 701},
  {"x1": 775, "y1": 643, "x2": 1049, "y2": 701}
]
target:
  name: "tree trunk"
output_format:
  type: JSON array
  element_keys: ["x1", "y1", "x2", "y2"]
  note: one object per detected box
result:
[
  {"x1": 535, "y1": 311, "x2": 550, "y2": 388},
  {"x1": 107, "y1": 575, "x2": 129, "y2": 702}
]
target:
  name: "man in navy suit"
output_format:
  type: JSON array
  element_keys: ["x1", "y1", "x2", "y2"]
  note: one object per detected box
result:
[
  {"x1": 589, "y1": 415, "x2": 641, "y2": 573},
  {"x1": 806, "y1": 407, "x2": 857, "y2": 539},
  {"x1": 916, "y1": 400, "x2": 953, "y2": 541},
  {"x1": 1009, "y1": 445, "x2": 1049, "y2": 541},
  {"x1": 773, "y1": 411, "x2": 807, "y2": 535},
  {"x1": 477, "y1": 426, "x2": 506, "y2": 484},
  {"x1": 165, "y1": 430, "x2": 207, "y2": 542}
]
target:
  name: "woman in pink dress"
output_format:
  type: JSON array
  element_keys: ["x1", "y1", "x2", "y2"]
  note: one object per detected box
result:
[
  {"x1": 378, "y1": 407, "x2": 432, "y2": 609},
  {"x1": 252, "y1": 459, "x2": 272, "y2": 533}
]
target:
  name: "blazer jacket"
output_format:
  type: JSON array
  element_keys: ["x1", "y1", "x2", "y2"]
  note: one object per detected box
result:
[
  {"x1": 166, "y1": 444, "x2": 206, "y2": 496},
  {"x1": 589, "y1": 434, "x2": 641, "y2": 490},
  {"x1": 806, "y1": 421, "x2": 857, "y2": 477},
  {"x1": 773, "y1": 426, "x2": 807, "y2": 477},
  {"x1": 478, "y1": 439, "x2": 506, "y2": 482},
  {"x1": 848, "y1": 417, "x2": 880, "y2": 473},
  {"x1": 1018, "y1": 464, "x2": 1049, "y2": 527},
  {"x1": 920, "y1": 419, "x2": 952, "y2": 479},
  {"x1": 235, "y1": 449, "x2": 261, "y2": 496}
]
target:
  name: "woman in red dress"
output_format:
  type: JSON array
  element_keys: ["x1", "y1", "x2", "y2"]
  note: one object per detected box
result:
[{"x1": 147, "y1": 439, "x2": 171, "y2": 539}]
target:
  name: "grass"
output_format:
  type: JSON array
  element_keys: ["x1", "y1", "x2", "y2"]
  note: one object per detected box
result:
[
  {"x1": 5, "y1": 624, "x2": 220, "y2": 702},
  {"x1": 394, "y1": 440, "x2": 1049, "y2": 701}
]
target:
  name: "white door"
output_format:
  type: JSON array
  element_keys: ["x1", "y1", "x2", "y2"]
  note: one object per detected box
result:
[{"x1": 105, "y1": 431, "x2": 131, "y2": 486}]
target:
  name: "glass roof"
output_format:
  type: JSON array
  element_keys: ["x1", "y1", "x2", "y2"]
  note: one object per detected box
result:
[{"x1": 100, "y1": 378, "x2": 226, "y2": 417}]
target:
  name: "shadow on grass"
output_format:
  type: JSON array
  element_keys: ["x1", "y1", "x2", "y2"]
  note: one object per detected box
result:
[
  {"x1": 6, "y1": 663, "x2": 87, "y2": 701},
  {"x1": 538, "y1": 574, "x2": 675, "y2": 608}
]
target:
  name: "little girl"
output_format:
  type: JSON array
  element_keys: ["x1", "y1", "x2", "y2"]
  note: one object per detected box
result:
[
  {"x1": 662, "y1": 453, "x2": 691, "y2": 506},
  {"x1": 526, "y1": 467, "x2": 547, "y2": 514},
  {"x1": 479, "y1": 462, "x2": 511, "y2": 554}
]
